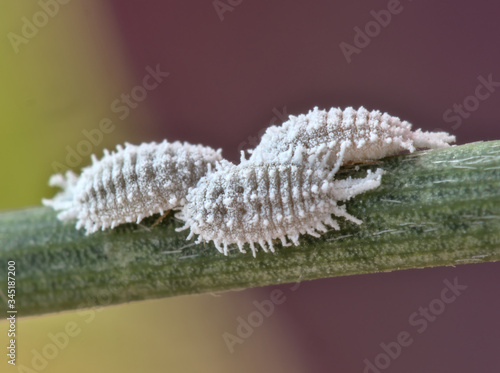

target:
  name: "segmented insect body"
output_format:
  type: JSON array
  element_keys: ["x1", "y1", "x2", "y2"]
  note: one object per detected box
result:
[
  {"x1": 248, "y1": 106, "x2": 456, "y2": 167},
  {"x1": 177, "y1": 160, "x2": 384, "y2": 256},
  {"x1": 43, "y1": 140, "x2": 223, "y2": 234}
]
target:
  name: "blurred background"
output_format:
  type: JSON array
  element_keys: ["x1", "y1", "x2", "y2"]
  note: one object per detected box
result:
[{"x1": 1, "y1": 0, "x2": 499, "y2": 371}]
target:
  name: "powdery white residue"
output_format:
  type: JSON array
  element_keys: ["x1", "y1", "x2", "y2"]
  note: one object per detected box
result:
[
  {"x1": 43, "y1": 140, "x2": 223, "y2": 234},
  {"x1": 177, "y1": 160, "x2": 384, "y2": 257},
  {"x1": 248, "y1": 106, "x2": 456, "y2": 167}
]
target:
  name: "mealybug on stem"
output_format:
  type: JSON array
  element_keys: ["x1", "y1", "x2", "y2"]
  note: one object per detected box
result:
[{"x1": 43, "y1": 140, "x2": 223, "y2": 234}]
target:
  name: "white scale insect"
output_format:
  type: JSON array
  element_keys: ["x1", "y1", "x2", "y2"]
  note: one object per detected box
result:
[
  {"x1": 43, "y1": 140, "x2": 223, "y2": 234},
  {"x1": 248, "y1": 106, "x2": 455, "y2": 166},
  {"x1": 44, "y1": 107, "x2": 455, "y2": 256},
  {"x1": 176, "y1": 160, "x2": 384, "y2": 256}
]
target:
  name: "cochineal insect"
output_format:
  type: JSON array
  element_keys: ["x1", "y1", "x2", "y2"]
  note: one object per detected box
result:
[
  {"x1": 177, "y1": 159, "x2": 385, "y2": 256},
  {"x1": 248, "y1": 106, "x2": 455, "y2": 168},
  {"x1": 43, "y1": 140, "x2": 223, "y2": 234}
]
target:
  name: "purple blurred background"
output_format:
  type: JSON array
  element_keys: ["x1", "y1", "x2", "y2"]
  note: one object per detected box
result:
[{"x1": 108, "y1": 0, "x2": 500, "y2": 371}]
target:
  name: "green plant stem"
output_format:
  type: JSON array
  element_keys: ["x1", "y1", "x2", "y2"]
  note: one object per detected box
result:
[{"x1": 1, "y1": 141, "x2": 500, "y2": 317}]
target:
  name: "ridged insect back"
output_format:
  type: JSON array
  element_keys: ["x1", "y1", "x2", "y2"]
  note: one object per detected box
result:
[
  {"x1": 177, "y1": 161, "x2": 384, "y2": 256},
  {"x1": 249, "y1": 106, "x2": 456, "y2": 166},
  {"x1": 43, "y1": 140, "x2": 223, "y2": 234}
]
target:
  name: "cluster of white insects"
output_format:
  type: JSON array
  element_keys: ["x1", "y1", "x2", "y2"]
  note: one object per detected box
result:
[{"x1": 44, "y1": 107, "x2": 455, "y2": 256}]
